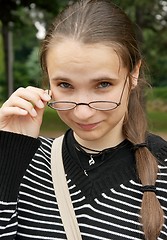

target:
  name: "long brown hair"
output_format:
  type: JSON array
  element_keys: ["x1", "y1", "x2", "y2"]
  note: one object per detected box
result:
[{"x1": 40, "y1": 0, "x2": 164, "y2": 238}]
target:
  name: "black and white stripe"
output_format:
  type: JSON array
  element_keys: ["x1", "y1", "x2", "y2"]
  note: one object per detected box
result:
[{"x1": 0, "y1": 133, "x2": 167, "y2": 239}]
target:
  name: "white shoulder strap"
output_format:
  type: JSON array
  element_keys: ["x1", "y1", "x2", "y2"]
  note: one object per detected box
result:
[{"x1": 51, "y1": 135, "x2": 82, "y2": 240}]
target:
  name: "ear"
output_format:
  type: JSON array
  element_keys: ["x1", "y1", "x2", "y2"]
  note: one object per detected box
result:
[{"x1": 130, "y1": 60, "x2": 141, "y2": 88}]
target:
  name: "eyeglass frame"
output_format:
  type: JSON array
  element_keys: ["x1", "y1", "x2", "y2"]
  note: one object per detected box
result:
[{"x1": 47, "y1": 76, "x2": 128, "y2": 111}]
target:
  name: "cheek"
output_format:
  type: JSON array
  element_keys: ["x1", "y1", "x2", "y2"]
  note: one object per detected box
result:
[
  {"x1": 57, "y1": 111, "x2": 71, "y2": 126},
  {"x1": 107, "y1": 99, "x2": 128, "y2": 123}
]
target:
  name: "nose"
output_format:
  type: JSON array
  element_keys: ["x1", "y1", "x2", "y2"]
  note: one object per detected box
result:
[{"x1": 73, "y1": 104, "x2": 96, "y2": 120}]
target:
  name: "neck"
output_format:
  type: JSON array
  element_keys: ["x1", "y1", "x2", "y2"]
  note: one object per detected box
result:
[{"x1": 74, "y1": 118, "x2": 125, "y2": 151}]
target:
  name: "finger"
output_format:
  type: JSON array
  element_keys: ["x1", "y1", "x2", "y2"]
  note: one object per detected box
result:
[
  {"x1": 12, "y1": 87, "x2": 51, "y2": 108},
  {"x1": 0, "y1": 106, "x2": 28, "y2": 117},
  {"x1": 4, "y1": 96, "x2": 38, "y2": 117},
  {"x1": 26, "y1": 86, "x2": 51, "y2": 102}
]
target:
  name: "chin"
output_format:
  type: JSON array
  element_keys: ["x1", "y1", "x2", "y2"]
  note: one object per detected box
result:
[{"x1": 74, "y1": 129, "x2": 105, "y2": 142}]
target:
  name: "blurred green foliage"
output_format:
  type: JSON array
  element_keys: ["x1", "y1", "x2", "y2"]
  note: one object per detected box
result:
[
  {"x1": 41, "y1": 107, "x2": 69, "y2": 133},
  {"x1": 146, "y1": 87, "x2": 167, "y2": 134},
  {"x1": 146, "y1": 87, "x2": 167, "y2": 102},
  {"x1": 0, "y1": 0, "x2": 167, "y2": 101},
  {"x1": 0, "y1": 0, "x2": 68, "y2": 100},
  {"x1": 147, "y1": 111, "x2": 167, "y2": 133}
]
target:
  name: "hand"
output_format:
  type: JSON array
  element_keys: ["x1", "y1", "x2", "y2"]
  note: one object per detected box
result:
[{"x1": 0, "y1": 86, "x2": 51, "y2": 138}]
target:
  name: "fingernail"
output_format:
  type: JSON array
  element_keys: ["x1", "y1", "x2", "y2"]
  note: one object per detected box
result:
[
  {"x1": 20, "y1": 109, "x2": 27, "y2": 115},
  {"x1": 37, "y1": 100, "x2": 44, "y2": 108},
  {"x1": 31, "y1": 108, "x2": 37, "y2": 116},
  {"x1": 43, "y1": 92, "x2": 51, "y2": 100}
]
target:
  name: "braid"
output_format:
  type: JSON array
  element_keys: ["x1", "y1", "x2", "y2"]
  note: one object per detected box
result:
[{"x1": 123, "y1": 85, "x2": 164, "y2": 239}]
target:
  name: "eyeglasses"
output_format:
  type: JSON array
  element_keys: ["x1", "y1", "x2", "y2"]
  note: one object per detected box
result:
[
  {"x1": 48, "y1": 77, "x2": 128, "y2": 111},
  {"x1": 48, "y1": 100, "x2": 121, "y2": 111}
]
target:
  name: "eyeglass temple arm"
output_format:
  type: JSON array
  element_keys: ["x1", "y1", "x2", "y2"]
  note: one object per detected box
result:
[
  {"x1": 47, "y1": 84, "x2": 52, "y2": 99},
  {"x1": 117, "y1": 76, "x2": 128, "y2": 105}
]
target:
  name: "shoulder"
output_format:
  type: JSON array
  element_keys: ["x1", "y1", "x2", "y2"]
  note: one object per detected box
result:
[{"x1": 147, "y1": 133, "x2": 167, "y2": 162}]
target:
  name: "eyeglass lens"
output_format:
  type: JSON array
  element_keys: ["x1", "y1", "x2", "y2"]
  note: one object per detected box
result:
[{"x1": 48, "y1": 101, "x2": 119, "y2": 111}]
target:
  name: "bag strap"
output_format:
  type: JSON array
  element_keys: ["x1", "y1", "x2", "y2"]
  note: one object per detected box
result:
[{"x1": 51, "y1": 135, "x2": 82, "y2": 240}]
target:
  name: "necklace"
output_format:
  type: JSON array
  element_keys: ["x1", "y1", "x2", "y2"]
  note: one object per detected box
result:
[
  {"x1": 75, "y1": 142, "x2": 103, "y2": 161},
  {"x1": 74, "y1": 142, "x2": 113, "y2": 176},
  {"x1": 75, "y1": 142, "x2": 103, "y2": 154},
  {"x1": 89, "y1": 155, "x2": 95, "y2": 166},
  {"x1": 66, "y1": 129, "x2": 129, "y2": 177}
]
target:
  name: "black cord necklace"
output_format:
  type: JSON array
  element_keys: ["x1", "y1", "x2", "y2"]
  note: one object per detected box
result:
[
  {"x1": 66, "y1": 129, "x2": 129, "y2": 177},
  {"x1": 75, "y1": 142, "x2": 103, "y2": 168},
  {"x1": 74, "y1": 141, "x2": 119, "y2": 176},
  {"x1": 75, "y1": 142, "x2": 103, "y2": 153}
]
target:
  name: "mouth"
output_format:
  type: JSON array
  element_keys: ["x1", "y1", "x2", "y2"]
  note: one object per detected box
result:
[{"x1": 76, "y1": 122, "x2": 101, "y2": 130}]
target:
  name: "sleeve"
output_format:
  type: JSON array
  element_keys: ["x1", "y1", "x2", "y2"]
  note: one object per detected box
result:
[{"x1": 0, "y1": 131, "x2": 41, "y2": 239}]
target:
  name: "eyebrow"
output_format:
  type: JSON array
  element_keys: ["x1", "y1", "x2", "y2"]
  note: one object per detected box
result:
[
  {"x1": 50, "y1": 77, "x2": 72, "y2": 82},
  {"x1": 50, "y1": 76, "x2": 118, "y2": 82}
]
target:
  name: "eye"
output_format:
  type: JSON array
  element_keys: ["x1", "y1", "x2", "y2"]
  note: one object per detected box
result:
[
  {"x1": 97, "y1": 81, "x2": 112, "y2": 88},
  {"x1": 58, "y1": 82, "x2": 72, "y2": 89}
]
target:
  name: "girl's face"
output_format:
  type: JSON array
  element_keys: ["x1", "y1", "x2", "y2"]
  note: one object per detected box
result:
[{"x1": 46, "y1": 39, "x2": 138, "y2": 149}]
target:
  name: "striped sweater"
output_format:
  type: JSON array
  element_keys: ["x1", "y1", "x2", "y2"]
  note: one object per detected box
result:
[{"x1": 0, "y1": 129, "x2": 167, "y2": 240}]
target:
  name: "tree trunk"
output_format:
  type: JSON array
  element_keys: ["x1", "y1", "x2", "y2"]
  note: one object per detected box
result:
[{"x1": 2, "y1": 22, "x2": 14, "y2": 98}]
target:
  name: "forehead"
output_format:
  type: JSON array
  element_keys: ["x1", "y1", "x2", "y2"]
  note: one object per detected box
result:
[
  {"x1": 47, "y1": 39, "x2": 122, "y2": 63},
  {"x1": 46, "y1": 39, "x2": 127, "y2": 79}
]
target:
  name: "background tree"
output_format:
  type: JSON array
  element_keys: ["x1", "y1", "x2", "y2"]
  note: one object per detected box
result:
[
  {"x1": 114, "y1": 0, "x2": 167, "y2": 86},
  {"x1": 0, "y1": 23, "x2": 4, "y2": 99},
  {"x1": 0, "y1": 0, "x2": 167, "y2": 101},
  {"x1": 0, "y1": 0, "x2": 68, "y2": 100}
]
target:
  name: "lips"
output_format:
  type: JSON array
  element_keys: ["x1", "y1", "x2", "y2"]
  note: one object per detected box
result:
[{"x1": 76, "y1": 122, "x2": 100, "y2": 130}]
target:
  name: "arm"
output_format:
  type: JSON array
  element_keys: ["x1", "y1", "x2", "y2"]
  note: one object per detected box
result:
[
  {"x1": 0, "y1": 131, "x2": 41, "y2": 239},
  {"x1": 0, "y1": 86, "x2": 51, "y2": 238},
  {"x1": 0, "y1": 131, "x2": 41, "y2": 201}
]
